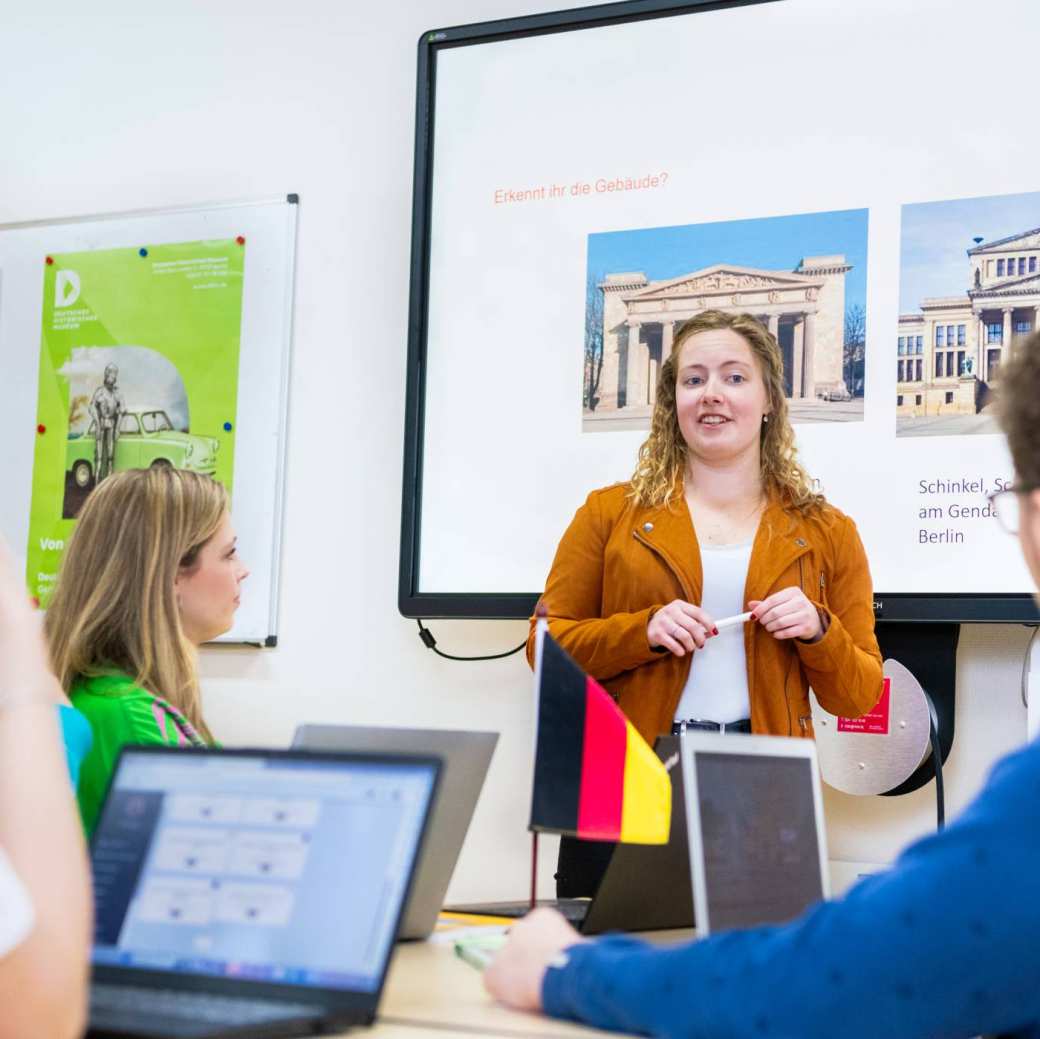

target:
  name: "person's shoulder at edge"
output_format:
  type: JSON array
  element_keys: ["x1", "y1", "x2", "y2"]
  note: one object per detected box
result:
[
  {"x1": 562, "y1": 482, "x2": 633, "y2": 535},
  {"x1": 582, "y1": 480, "x2": 632, "y2": 510},
  {"x1": 972, "y1": 733, "x2": 1040, "y2": 804},
  {"x1": 581, "y1": 480, "x2": 682, "y2": 522},
  {"x1": 70, "y1": 670, "x2": 150, "y2": 704},
  {"x1": 70, "y1": 671, "x2": 164, "y2": 740}
]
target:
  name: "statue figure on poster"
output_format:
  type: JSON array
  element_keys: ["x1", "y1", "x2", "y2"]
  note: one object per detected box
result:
[{"x1": 89, "y1": 363, "x2": 125, "y2": 483}]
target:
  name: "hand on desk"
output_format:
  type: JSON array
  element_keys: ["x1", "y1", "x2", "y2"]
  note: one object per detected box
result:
[{"x1": 483, "y1": 908, "x2": 586, "y2": 1012}]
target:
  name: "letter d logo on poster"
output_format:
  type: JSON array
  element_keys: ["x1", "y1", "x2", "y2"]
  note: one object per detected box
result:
[{"x1": 54, "y1": 270, "x2": 80, "y2": 308}]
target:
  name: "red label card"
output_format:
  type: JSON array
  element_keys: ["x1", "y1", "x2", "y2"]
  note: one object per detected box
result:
[{"x1": 837, "y1": 677, "x2": 891, "y2": 735}]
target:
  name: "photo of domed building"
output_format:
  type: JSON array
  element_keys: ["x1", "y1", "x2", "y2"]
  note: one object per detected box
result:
[{"x1": 897, "y1": 191, "x2": 1040, "y2": 438}]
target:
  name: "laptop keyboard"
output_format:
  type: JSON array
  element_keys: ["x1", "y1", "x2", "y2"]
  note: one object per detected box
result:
[
  {"x1": 446, "y1": 898, "x2": 590, "y2": 925},
  {"x1": 91, "y1": 984, "x2": 319, "y2": 1027},
  {"x1": 554, "y1": 899, "x2": 592, "y2": 925}
]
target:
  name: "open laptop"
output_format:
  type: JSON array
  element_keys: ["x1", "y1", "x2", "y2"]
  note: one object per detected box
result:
[
  {"x1": 291, "y1": 724, "x2": 497, "y2": 940},
  {"x1": 680, "y1": 731, "x2": 829, "y2": 936},
  {"x1": 580, "y1": 733, "x2": 692, "y2": 933},
  {"x1": 448, "y1": 734, "x2": 693, "y2": 934},
  {"x1": 88, "y1": 745, "x2": 440, "y2": 1038}
]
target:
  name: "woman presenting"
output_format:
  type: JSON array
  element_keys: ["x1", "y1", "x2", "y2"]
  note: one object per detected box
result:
[{"x1": 531, "y1": 310, "x2": 883, "y2": 895}]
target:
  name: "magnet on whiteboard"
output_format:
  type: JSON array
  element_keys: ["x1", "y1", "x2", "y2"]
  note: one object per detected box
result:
[
  {"x1": 138, "y1": 247, "x2": 148, "y2": 257},
  {"x1": 223, "y1": 422, "x2": 233, "y2": 432}
]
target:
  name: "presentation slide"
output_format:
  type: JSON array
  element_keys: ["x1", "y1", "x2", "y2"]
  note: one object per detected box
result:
[{"x1": 410, "y1": 0, "x2": 1039, "y2": 617}]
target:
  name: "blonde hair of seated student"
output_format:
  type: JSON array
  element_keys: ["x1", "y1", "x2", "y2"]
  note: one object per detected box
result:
[{"x1": 45, "y1": 466, "x2": 231, "y2": 740}]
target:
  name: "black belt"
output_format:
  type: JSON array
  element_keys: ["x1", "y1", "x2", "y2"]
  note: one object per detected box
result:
[{"x1": 671, "y1": 718, "x2": 752, "y2": 735}]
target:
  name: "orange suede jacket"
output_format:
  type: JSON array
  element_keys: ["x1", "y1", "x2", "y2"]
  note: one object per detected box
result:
[{"x1": 527, "y1": 483, "x2": 883, "y2": 744}]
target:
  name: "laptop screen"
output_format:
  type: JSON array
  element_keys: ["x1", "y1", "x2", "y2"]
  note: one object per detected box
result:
[
  {"x1": 694, "y1": 751, "x2": 824, "y2": 933},
  {"x1": 90, "y1": 750, "x2": 436, "y2": 993}
]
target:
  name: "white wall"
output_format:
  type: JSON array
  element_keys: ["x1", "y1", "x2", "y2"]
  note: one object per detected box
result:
[{"x1": 0, "y1": 0, "x2": 1034, "y2": 903}]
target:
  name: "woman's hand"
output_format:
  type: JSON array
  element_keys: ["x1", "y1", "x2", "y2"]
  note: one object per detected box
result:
[
  {"x1": 748, "y1": 587, "x2": 827, "y2": 643},
  {"x1": 647, "y1": 599, "x2": 717, "y2": 656},
  {"x1": 484, "y1": 908, "x2": 585, "y2": 1012}
]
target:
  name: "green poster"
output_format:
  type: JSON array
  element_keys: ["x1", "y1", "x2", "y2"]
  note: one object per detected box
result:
[{"x1": 27, "y1": 238, "x2": 245, "y2": 606}]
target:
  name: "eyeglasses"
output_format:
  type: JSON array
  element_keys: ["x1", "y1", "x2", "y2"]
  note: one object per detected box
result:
[{"x1": 987, "y1": 485, "x2": 1036, "y2": 536}]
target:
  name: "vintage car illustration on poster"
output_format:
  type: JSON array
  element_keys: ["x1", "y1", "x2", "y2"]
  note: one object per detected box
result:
[{"x1": 66, "y1": 407, "x2": 219, "y2": 488}]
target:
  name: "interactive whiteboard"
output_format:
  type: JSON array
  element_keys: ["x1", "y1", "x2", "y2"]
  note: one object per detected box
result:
[{"x1": 401, "y1": 0, "x2": 1040, "y2": 623}]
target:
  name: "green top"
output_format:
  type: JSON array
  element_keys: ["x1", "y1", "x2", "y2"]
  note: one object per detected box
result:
[{"x1": 70, "y1": 672, "x2": 210, "y2": 835}]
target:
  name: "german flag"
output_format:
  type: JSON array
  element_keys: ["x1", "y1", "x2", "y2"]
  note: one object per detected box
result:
[{"x1": 529, "y1": 622, "x2": 670, "y2": 844}]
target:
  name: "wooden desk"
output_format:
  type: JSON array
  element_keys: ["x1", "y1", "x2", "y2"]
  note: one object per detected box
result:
[
  {"x1": 357, "y1": 936, "x2": 644, "y2": 1038},
  {"x1": 356, "y1": 864, "x2": 869, "y2": 1039}
]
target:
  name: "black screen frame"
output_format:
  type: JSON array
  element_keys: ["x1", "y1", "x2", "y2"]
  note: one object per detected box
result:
[{"x1": 398, "y1": 0, "x2": 1040, "y2": 625}]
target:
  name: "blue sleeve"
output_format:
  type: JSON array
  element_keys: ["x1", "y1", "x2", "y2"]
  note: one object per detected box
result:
[
  {"x1": 57, "y1": 704, "x2": 94, "y2": 790},
  {"x1": 542, "y1": 741, "x2": 1040, "y2": 1039}
]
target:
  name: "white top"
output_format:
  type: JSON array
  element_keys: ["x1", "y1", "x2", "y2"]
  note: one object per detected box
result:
[
  {"x1": 674, "y1": 539, "x2": 753, "y2": 725},
  {"x1": 0, "y1": 846, "x2": 34, "y2": 958}
]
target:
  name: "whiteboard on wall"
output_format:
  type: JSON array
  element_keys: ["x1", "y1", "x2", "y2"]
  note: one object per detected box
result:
[
  {"x1": 0, "y1": 195, "x2": 298, "y2": 644},
  {"x1": 400, "y1": 0, "x2": 1040, "y2": 624}
]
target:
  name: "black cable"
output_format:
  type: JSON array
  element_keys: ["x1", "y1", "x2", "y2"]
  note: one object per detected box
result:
[
  {"x1": 929, "y1": 720, "x2": 945, "y2": 830},
  {"x1": 922, "y1": 688, "x2": 945, "y2": 830},
  {"x1": 415, "y1": 619, "x2": 527, "y2": 662},
  {"x1": 1020, "y1": 625, "x2": 1038, "y2": 709}
]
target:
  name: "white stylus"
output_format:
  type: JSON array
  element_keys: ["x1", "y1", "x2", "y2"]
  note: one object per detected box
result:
[{"x1": 714, "y1": 610, "x2": 753, "y2": 630}]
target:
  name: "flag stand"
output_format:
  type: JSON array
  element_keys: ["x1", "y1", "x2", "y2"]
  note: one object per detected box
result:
[
  {"x1": 526, "y1": 624, "x2": 671, "y2": 916},
  {"x1": 529, "y1": 831, "x2": 538, "y2": 910}
]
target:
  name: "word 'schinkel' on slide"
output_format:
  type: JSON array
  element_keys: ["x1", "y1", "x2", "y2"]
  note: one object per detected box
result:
[
  {"x1": 493, "y1": 172, "x2": 670, "y2": 206},
  {"x1": 915, "y1": 473, "x2": 1013, "y2": 545}
]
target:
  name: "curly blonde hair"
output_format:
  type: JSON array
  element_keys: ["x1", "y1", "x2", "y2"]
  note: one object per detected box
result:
[{"x1": 629, "y1": 310, "x2": 823, "y2": 512}]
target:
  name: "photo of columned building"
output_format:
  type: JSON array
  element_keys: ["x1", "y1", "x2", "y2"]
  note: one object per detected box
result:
[
  {"x1": 897, "y1": 226, "x2": 1040, "y2": 437},
  {"x1": 585, "y1": 257, "x2": 859, "y2": 431}
]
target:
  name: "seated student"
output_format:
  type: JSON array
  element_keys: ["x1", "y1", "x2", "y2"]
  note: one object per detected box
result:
[
  {"x1": 0, "y1": 538, "x2": 91, "y2": 1039},
  {"x1": 486, "y1": 330, "x2": 1040, "y2": 1039},
  {"x1": 45, "y1": 467, "x2": 249, "y2": 834}
]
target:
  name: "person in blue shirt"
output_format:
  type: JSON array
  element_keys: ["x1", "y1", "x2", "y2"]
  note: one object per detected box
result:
[{"x1": 485, "y1": 331, "x2": 1040, "y2": 1039}]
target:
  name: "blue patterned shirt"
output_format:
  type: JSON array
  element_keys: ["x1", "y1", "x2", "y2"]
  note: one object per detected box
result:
[{"x1": 544, "y1": 737, "x2": 1040, "y2": 1039}]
